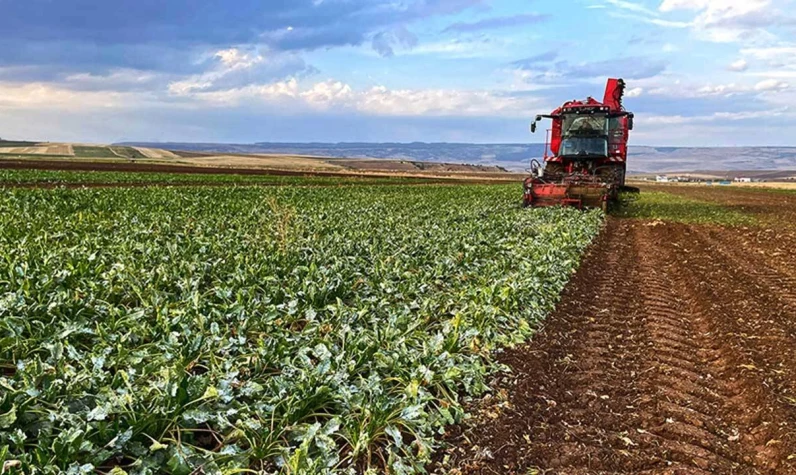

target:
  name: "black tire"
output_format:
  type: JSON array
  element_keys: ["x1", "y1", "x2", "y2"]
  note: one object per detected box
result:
[
  {"x1": 543, "y1": 162, "x2": 566, "y2": 180},
  {"x1": 598, "y1": 163, "x2": 626, "y2": 186}
]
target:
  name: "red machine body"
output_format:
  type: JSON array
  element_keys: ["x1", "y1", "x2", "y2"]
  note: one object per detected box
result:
[{"x1": 524, "y1": 78, "x2": 635, "y2": 210}]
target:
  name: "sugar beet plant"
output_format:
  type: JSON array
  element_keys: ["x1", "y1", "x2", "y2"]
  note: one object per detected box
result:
[{"x1": 0, "y1": 184, "x2": 602, "y2": 474}]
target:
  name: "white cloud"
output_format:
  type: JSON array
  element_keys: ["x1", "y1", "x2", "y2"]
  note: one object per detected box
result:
[
  {"x1": 754, "y1": 78, "x2": 789, "y2": 91},
  {"x1": 659, "y1": 0, "x2": 780, "y2": 42},
  {"x1": 727, "y1": 59, "x2": 748, "y2": 71},
  {"x1": 626, "y1": 87, "x2": 644, "y2": 97},
  {"x1": 401, "y1": 37, "x2": 518, "y2": 59},
  {"x1": 187, "y1": 78, "x2": 301, "y2": 104},
  {"x1": 644, "y1": 107, "x2": 792, "y2": 125},
  {"x1": 214, "y1": 48, "x2": 265, "y2": 70},
  {"x1": 659, "y1": 0, "x2": 709, "y2": 11},
  {"x1": 606, "y1": 0, "x2": 661, "y2": 16},
  {"x1": 696, "y1": 83, "x2": 743, "y2": 95},
  {"x1": 168, "y1": 48, "x2": 265, "y2": 95},
  {"x1": 301, "y1": 80, "x2": 355, "y2": 107},
  {"x1": 600, "y1": 0, "x2": 690, "y2": 27},
  {"x1": 0, "y1": 81, "x2": 144, "y2": 109},
  {"x1": 741, "y1": 45, "x2": 796, "y2": 67},
  {"x1": 642, "y1": 77, "x2": 789, "y2": 98},
  {"x1": 168, "y1": 47, "x2": 311, "y2": 96},
  {"x1": 172, "y1": 77, "x2": 544, "y2": 117},
  {"x1": 606, "y1": 10, "x2": 690, "y2": 28},
  {"x1": 356, "y1": 86, "x2": 536, "y2": 116},
  {"x1": 746, "y1": 70, "x2": 796, "y2": 78}
]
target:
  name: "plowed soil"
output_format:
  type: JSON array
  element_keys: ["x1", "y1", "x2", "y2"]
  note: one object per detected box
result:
[{"x1": 438, "y1": 190, "x2": 796, "y2": 474}]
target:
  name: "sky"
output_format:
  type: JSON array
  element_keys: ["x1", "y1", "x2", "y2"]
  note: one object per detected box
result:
[{"x1": 0, "y1": 0, "x2": 795, "y2": 146}]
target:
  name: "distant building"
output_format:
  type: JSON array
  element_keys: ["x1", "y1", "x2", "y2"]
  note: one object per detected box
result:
[
  {"x1": 656, "y1": 175, "x2": 670, "y2": 183},
  {"x1": 734, "y1": 177, "x2": 752, "y2": 183}
]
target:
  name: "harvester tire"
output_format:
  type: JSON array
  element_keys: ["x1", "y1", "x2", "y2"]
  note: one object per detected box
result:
[{"x1": 543, "y1": 162, "x2": 566, "y2": 180}]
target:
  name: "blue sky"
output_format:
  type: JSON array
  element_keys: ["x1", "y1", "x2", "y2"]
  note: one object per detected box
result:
[{"x1": 0, "y1": 0, "x2": 794, "y2": 146}]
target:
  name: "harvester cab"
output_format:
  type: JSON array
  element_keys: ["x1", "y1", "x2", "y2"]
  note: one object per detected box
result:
[{"x1": 524, "y1": 78, "x2": 634, "y2": 211}]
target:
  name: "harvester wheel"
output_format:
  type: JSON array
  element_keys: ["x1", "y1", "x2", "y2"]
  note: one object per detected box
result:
[
  {"x1": 543, "y1": 162, "x2": 566, "y2": 180},
  {"x1": 597, "y1": 163, "x2": 626, "y2": 186}
]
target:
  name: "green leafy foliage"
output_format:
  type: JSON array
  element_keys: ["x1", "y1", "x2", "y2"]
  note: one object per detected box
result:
[
  {"x1": 0, "y1": 169, "x2": 439, "y2": 186},
  {"x1": 72, "y1": 146, "x2": 117, "y2": 158},
  {"x1": 0, "y1": 184, "x2": 602, "y2": 474}
]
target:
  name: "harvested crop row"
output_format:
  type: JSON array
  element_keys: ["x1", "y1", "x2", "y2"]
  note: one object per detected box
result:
[{"x1": 0, "y1": 184, "x2": 602, "y2": 474}]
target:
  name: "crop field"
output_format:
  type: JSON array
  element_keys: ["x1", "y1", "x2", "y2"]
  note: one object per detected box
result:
[
  {"x1": 0, "y1": 169, "x2": 448, "y2": 187},
  {"x1": 133, "y1": 148, "x2": 181, "y2": 160},
  {"x1": 0, "y1": 183, "x2": 602, "y2": 474},
  {"x1": 73, "y1": 146, "x2": 117, "y2": 158},
  {"x1": 0, "y1": 145, "x2": 73, "y2": 156},
  {"x1": 0, "y1": 141, "x2": 40, "y2": 149},
  {"x1": 109, "y1": 147, "x2": 148, "y2": 160}
]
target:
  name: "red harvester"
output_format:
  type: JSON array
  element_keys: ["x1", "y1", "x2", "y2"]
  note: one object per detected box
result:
[{"x1": 524, "y1": 78, "x2": 635, "y2": 211}]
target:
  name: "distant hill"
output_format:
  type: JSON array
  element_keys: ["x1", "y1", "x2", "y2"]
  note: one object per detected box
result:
[
  {"x1": 119, "y1": 142, "x2": 545, "y2": 171},
  {"x1": 119, "y1": 142, "x2": 796, "y2": 174},
  {"x1": 628, "y1": 146, "x2": 796, "y2": 173}
]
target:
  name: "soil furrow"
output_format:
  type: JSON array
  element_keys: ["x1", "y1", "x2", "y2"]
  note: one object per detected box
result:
[{"x1": 437, "y1": 217, "x2": 796, "y2": 474}]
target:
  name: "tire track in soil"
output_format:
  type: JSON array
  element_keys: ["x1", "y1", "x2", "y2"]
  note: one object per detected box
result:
[
  {"x1": 437, "y1": 219, "x2": 796, "y2": 474},
  {"x1": 664, "y1": 226, "x2": 796, "y2": 466},
  {"x1": 632, "y1": 224, "x2": 769, "y2": 473}
]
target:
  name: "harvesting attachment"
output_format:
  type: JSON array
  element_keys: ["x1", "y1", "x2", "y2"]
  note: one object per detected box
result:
[{"x1": 524, "y1": 78, "x2": 635, "y2": 210}]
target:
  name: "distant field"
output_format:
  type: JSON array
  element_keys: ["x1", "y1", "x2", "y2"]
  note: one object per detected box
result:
[
  {"x1": 0, "y1": 140, "x2": 40, "y2": 148},
  {"x1": 108, "y1": 146, "x2": 147, "y2": 159},
  {"x1": 73, "y1": 145, "x2": 116, "y2": 158},
  {"x1": 733, "y1": 181, "x2": 796, "y2": 190},
  {"x1": 134, "y1": 147, "x2": 181, "y2": 159},
  {"x1": 0, "y1": 169, "x2": 445, "y2": 186},
  {"x1": 632, "y1": 180, "x2": 796, "y2": 190},
  {"x1": 0, "y1": 140, "x2": 523, "y2": 178},
  {"x1": 0, "y1": 144, "x2": 72, "y2": 155},
  {"x1": 176, "y1": 153, "x2": 344, "y2": 171}
]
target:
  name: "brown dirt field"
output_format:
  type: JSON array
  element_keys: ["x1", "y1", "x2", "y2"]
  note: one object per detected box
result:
[
  {"x1": 735, "y1": 182, "x2": 796, "y2": 190},
  {"x1": 0, "y1": 145, "x2": 72, "y2": 155},
  {"x1": 175, "y1": 154, "x2": 344, "y2": 171},
  {"x1": 334, "y1": 159, "x2": 424, "y2": 172},
  {"x1": 332, "y1": 159, "x2": 508, "y2": 174},
  {"x1": 437, "y1": 191, "x2": 796, "y2": 474},
  {"x1": 133, "y1": 147, "x2": 180, "y2": 159},
  {"x1": 0, "y1": 147, "x2": 52, "y2": 154},
  {"x1": 43, "y1": 144, "x2": 74, "y2": 155}
]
